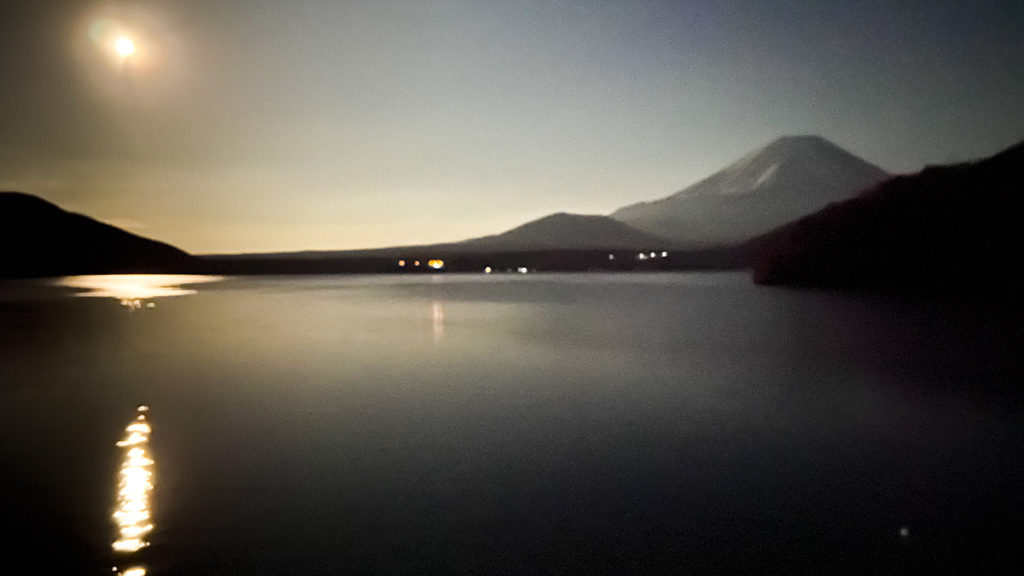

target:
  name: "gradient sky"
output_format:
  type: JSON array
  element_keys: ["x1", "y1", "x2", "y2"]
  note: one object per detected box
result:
[{"x1": 2, "y1": 0, "x2": 1023, "y2": 253}]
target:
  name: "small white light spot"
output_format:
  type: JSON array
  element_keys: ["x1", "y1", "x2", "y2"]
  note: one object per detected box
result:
[{"x1": 899, "y1": 526, "x2": 910, "y2": 538}]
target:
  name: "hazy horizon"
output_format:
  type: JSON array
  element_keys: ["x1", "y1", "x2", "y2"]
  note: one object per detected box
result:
[{"x1": 3, "y1": 1, "x2": 1023, "y2": 253}]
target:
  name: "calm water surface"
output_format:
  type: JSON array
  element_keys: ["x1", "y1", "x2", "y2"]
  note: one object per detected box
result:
[{"x1": 1, "y1": 273, "x2": 1021, "y2": 575}]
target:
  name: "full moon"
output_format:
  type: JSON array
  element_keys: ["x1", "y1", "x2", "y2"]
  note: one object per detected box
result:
[{"x1": 115, "y1": 36, "x2": 135, "y2": 57}]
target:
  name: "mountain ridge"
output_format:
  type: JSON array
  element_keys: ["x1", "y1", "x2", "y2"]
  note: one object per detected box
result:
[
  {"x1": 458, "y1": 212, "x2": 672, "y2": 251},
  {"x1": 751, "y1": 138, "x2": 1024, "y2": 291},
  {"x1": 0, "y1": 191, "x2": 197, "y2": 278},
  {"x1": 610, "y1": 135, "x2": 890, "y2": 247}
]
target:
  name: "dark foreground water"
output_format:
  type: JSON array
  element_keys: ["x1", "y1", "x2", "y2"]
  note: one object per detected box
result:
[{"x1": 1, "y1": 273, "x2": 1021, "y2": 575}]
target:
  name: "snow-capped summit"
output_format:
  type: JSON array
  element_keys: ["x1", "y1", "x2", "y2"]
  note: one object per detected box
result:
[{"x1": 610, "y1": 135, "x2": 889, "y2": 247}]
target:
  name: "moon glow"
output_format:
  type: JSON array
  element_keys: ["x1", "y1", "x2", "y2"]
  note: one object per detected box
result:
[{"x1": 115, "y1": 36, "x2": 135, "y2": 57}]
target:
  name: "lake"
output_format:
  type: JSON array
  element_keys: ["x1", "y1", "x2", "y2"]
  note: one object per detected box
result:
[{"x1": 1, "y1": 272, "x2": 1021, "y2": 575}]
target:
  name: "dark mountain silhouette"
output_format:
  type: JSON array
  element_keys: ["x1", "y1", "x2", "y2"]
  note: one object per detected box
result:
[
  {"x1": 205, "y1": 213, "x2": 672, "y2": 261},
  {"x1": 199, "y1": 212, "x2": 736, "y2": 274},
  {"x1": 458, "y1": 212, "x2": 671, "y2": 251},
  {"x1": 1, "y1": 192, "x2": 196, "y2": 278},
  {"x1": 208, "y1": 137, "x2": 890, "y2": 269},
  {"x1": 751, "y1": 139, "x2": 1024, "y2": 291},
  {"x1": 611, "y1": 135, "x2": 889, "y2": 247}
]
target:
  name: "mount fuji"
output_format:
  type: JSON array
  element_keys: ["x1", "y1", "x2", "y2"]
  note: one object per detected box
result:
[{"x1": 610, "y1": 135, "x2": 889, "y2": 248}]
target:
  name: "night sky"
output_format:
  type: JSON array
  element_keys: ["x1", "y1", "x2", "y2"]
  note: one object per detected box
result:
[{"x1": 2, "y1": 0, "x2": 1022, "y2": 253}]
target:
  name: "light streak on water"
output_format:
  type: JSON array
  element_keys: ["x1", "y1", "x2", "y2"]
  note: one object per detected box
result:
[
  {"x1": 52, "y1": 274, "x2": 223, "y2": 309},
  {"x1": 432, "y1": 301, "x2": 445, "y2": 342},
  {"x1": 112, "y1": 406, "x2": 155, "y2": 576}
]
